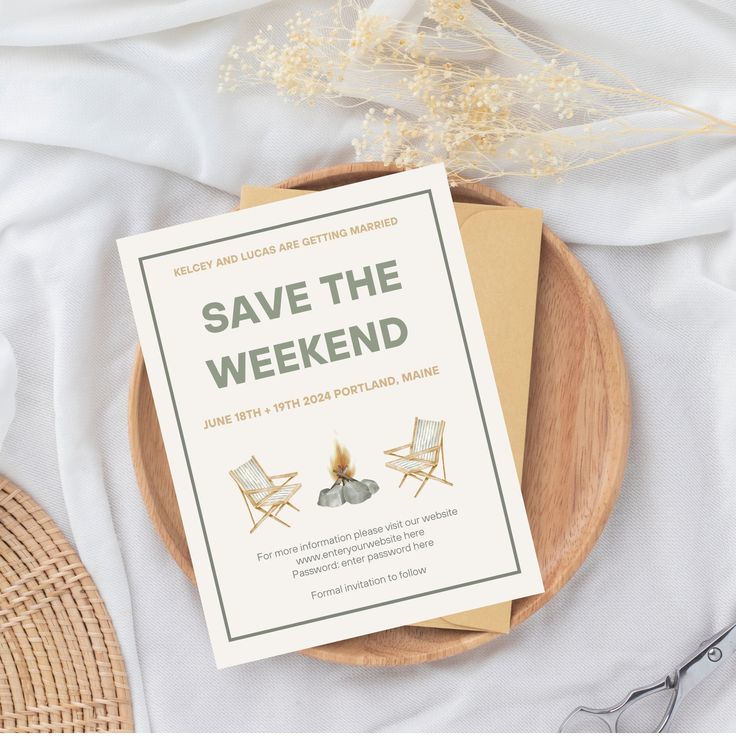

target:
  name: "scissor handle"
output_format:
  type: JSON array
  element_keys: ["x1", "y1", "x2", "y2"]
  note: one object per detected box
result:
[
  {"x1": 560, "y1": 678, "x2": 679, "y2": 733},
  {"x1": 559, "y1": 704, "x2": 619, "y2": 732}
]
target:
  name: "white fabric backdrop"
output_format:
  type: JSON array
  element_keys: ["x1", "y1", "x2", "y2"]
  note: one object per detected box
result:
[{"x1": 1, "y1": 0, "x2": 735, "y2": 731}]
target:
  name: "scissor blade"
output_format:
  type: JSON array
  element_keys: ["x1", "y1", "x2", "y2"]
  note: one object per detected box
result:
[{"x1": 677, "y1": 621, "x2": 736, "y2": 699}]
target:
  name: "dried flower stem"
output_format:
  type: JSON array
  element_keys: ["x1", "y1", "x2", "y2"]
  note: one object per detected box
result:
[{"x1": 220, "y1": 0, "x2": 735, "y2": 181}]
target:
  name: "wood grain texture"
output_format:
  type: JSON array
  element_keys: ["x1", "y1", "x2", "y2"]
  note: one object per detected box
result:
[{"x1": 128, "y1": 162, "x2": 630, "y2": 667}]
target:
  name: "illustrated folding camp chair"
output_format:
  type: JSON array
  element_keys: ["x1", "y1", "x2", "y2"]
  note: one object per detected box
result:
[
  {"x1": 229, "y1": 456, "x2": 301, "y2": 533},
  {"x1": 384, "y1": 418, "x2": 452, "y2": 497}
]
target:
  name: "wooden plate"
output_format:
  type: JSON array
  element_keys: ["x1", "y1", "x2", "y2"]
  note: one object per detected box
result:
[{"x1": 128, "y1": 163, "x2": 630, "y2": 666}]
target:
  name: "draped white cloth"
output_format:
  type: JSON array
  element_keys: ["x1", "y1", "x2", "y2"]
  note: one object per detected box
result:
[{"x1": 0, "y1": 0, "x2": 735, "y2": 731}]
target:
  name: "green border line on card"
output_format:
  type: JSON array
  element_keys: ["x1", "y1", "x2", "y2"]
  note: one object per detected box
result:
[{"x1": 139, "y1": 189, "x2": 521, "y2": 642}]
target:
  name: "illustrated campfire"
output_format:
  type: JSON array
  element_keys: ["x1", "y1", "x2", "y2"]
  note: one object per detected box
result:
[{"x1": 317, "y1": 441, "x2": 379, "y2": 507}]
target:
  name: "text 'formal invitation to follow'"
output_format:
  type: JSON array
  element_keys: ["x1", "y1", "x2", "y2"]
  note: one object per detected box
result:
[{"x1": 118, "y1": 165, "x2": 543, "y2": 666}]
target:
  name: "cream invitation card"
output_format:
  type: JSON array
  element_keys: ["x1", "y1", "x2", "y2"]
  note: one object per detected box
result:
[{"x1": 118, "y1": 164, "x2": 543, "y2": 666}]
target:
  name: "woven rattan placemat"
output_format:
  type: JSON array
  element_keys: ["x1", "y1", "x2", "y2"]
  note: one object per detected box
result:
[{"x1": 0, "y1": 476, "x2": 133, "y2": 732}]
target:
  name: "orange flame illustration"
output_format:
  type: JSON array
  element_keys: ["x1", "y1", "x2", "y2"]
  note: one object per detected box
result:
[{"x1": 330, "y1": 440, "x2": 355, "y2": 481}]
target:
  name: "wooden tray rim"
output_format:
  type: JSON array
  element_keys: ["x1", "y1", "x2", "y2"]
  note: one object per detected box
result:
[{"x1": 128, "y1": 162, "x2": 630, "y2": 666}]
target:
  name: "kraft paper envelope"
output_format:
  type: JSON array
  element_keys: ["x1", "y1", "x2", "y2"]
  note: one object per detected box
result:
[{"x1": 240, "y1": 185, "x2": 542, "y2": 634}]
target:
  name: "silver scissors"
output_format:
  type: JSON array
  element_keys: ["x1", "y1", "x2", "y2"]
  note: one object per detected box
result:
[{"x1": 560, "y1": 619, "x2": 736, "y2": 732}]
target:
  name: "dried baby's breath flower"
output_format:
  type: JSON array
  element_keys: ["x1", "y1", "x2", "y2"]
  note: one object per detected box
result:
[
  {"x1": 426, "y1": 0, "x2": 471, "y2": 29},
  {"x1": 221, "y1": 0, "x2": 736, "y2": 181}
]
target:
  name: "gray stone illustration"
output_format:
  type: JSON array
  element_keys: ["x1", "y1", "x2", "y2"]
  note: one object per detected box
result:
[{"x1": 318, "y1": 477, "x2": 379, "y2": 507}]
